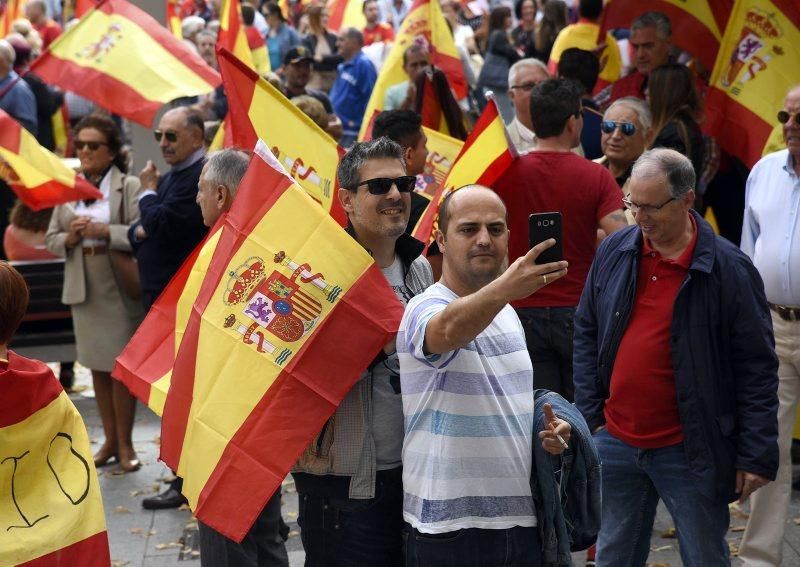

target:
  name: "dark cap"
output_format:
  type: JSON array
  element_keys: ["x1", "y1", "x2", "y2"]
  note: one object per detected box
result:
[{"x1": 283, "y1": 46, "x2": 313, "y2": 66}]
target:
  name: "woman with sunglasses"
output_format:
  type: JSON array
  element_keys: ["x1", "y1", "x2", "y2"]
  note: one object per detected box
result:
[
  {"x1": 46, "y1": 113, "x2": 144, "y2": 473},
  {"x1": 596, "y1": 97, "x2": 652, "y2": 190}
]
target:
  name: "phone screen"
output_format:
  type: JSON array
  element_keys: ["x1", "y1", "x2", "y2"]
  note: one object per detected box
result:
[{"x1": 528, "y1": 212, "x2": 563, "y2": 265}]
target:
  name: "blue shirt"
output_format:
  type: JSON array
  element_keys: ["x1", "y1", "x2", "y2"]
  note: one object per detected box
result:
[
  {"x1": 741, "y1": 149, "x2": 800, "y2": 306},
  {"x1": 266, "y1": 23, "x2": 301, "y2": 71},
  {"x1": 330, "y1": 52, "x2": 377, "y2": 136},
  {"x1": 0, "y1": 71, "x2": 38, "y2": 136}
]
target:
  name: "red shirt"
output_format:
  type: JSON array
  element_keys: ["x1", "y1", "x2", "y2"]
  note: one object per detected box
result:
[
  {"x1": 33, "y1": 20, "x2": 62, "y2": 50},
  {"x1": 604, "y1": 214, "x2": 698, "y2": 449},
  {"x1": 494, "y1": 151, "x2": 623, "y2": 308},
  {"x1": 609, "y1": 70, "x2": 647, "y2": 104},
  {"x1": 363, "y1": 23, "x2": 395, "y2": 46}
]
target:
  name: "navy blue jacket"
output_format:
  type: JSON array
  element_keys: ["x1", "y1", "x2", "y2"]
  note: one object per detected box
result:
[
  {"x1": 128, "y1": 158, "x2": 208, "y2": 297},
  {"x1": 574, "y1": 210, "x2": 779, "y2": 502}
]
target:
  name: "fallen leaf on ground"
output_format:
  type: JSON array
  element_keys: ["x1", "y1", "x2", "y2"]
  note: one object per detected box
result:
[
  {"x1": 660, "y1": 527, "x2": 676, "y2": 538},
  {"x1": 179, "y1": 503, "x2": 191, "y2": 511},
  {"x1": 114, "y1": 506, "x2": 131, "y2": 514},
  {"x1": 129, "y1": 490, "x2": 144, "y2": 497},
  {"x1": 155, "y1": 542, "x2": 183, "y2": 550},
  {"x1": 288, "y1": 530, "x2": 300, "y2": 538},
  {"x1": 793, "y1": 517, "x2": 800, "y2": 525},
  {"x1": 111, "y1": 561, "x2": 131, "y2": 567},
  {"x1": 729, "y1": 502, "x2": 749, "y2": 519},
  {"x1": 149, "y1": 529, "x2": 158, "y2": 536},
  {"x1": 286, "y1": 511, "x2": 298, "y2": 518},
  {"x1": 730, "y1": 526, "x2": 745, "y2": 532},
  {"x1": 129, "y1": 528, "x2": 143, "y2": 535},
  {"x1": 651, "y1": 545, "x2": 672, "y2": 552}
]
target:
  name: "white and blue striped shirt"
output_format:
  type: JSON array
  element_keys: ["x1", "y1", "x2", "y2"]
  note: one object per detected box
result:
[{"x1": 398, "y1": 283, "x2": 536, "y2": 534}]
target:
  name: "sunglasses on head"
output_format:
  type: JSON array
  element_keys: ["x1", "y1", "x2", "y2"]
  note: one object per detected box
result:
[
  {"x1": 153, "y1": 130, "x2": 178, "y2": 143},
  {"x1": 74, "y1": 140, "x2": 109, "y2": 151},
  {"x1": 601, "y1": 120, "x2": 637, "y2": 136},
  {"x1": 349, "y1": 176, "x2": 416, "y2": 195},
  {"x1": 778, "y1": 110, "x2": 800, "y2": 125}
]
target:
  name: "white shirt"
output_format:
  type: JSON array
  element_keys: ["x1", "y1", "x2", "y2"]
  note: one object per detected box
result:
[
  {"x1": 74, "y1": 169, "x2": 111, "y2": 247},
  {"x1": 741, "y1": 149, "x2": 800, "y2": 306}
]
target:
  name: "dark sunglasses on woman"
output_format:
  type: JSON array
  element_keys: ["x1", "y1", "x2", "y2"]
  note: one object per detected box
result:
[
  {"x1": 74, "y1": 141, "x2": 109, "y2": 151},
  {"x1": 600, "y1": 120, "x2": 637, "y2": 136},
  {"x1": 348, "y1": 176, "x2": 417, "y2": 195}
]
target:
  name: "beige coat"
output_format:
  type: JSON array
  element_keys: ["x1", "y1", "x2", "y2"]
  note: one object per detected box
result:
[{"x1": 45, "y1": 167, "x2": 142, "y2": 305}]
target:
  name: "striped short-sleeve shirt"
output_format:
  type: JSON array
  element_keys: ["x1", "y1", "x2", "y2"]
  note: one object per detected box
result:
[{"x1": 397, "y1": 283, "x2": 536, "y2": 534}]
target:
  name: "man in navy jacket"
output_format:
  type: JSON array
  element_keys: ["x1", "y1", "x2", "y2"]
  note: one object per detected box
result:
[{"x1": 574, "y1": 148, "x2": 778, "y2": 566}]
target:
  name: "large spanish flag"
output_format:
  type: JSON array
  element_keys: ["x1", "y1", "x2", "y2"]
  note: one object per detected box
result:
[
  {"x1": 155, "y1": 141, "x2": 403, "y2": 541},
  {"x1": 705, "y1": 0, "x2": 799, "y2": 167},
  {"x1": 218, "y1": 0, "x2": 256, "y2": 71},
  {"x1": 30, "y1": 0, "x2": 220, "y2": 127},
  {"x1": 0, "y1": 110, "x2": 102, "y2": 211},
  {"x1": 413, "y1": 98, "x2": 516, "y2": 248},
  {"x1": 217, "y1": 48, "x2": 347, "y2": 224},
  {"x1": 0, "y1": 352, "x2": 110, "y2": 567},
  {"x1": 599, "y1": 0, "x2": 733, "y2": 72},
  {"x1": 359, "y1": 0, "x2": 468, "y2": 139},
  {"x1": 326, "y1": 0, "x2": 366, "y2": 32}
]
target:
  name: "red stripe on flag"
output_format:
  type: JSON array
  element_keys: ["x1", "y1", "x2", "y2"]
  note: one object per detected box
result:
[
  {"x1": 327, "y1": 0, "x2": 347, "y2": 31},
  {"x1": 160, "y1": 154, "x2": 296, "y2": 468},
  {"x1": 773, "y1": 0, "x2": 800, "y2": 30},
  {"x1": 705, "y1": 87, "x2": 774, "y2": 168},
  {"x1": 18, "y1": 530, "x2": 111, "y2": 567},
  {"x1": 0, "y1": 351, "x2": 62, "y2": 427},
  {"x1": 8, "y1": 178, "x2": 102, "y2": 212},
  {"x1": 217, "y1": 48, "x2": 260, "y2": 148},
  {"x1": 0, "y1": 108, "x2": 22, "y2": 152},
  {"x1": 193, "y1": 265, "x2": 403, "y2": 542}
]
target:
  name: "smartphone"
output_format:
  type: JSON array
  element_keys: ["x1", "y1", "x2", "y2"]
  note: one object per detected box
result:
[{"x1": 528, "y1": 212, "x2": 563, "y2": 265}]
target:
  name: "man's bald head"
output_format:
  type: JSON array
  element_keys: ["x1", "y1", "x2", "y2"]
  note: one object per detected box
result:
[
  {"x1": 438, "y1": 185, "x2": 507, "y2": 236},
  {"x1": 0, "y1": 40, "x2": 15, "y2": 71}
]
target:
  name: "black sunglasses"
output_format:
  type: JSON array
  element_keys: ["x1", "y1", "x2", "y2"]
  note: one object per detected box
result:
[
  {"x1": 601, "y1": 120, "x2": 637, "y2": 136},
  {"x1": 778, "y1": 110, "x2": 799, "y2": 125},
  {"x1": 349, "y1": 176, "x2": 416, "y2": 195},
  {"x1": 74, "y1": 140, "x2": 109, "y2": 151},
  {"x1": 153, "y1": 130, "x2": 179, "y2": 143}
]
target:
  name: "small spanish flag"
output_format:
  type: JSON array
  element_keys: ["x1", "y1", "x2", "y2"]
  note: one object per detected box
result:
[
  {"x1": 0, "y1": 351, "x2": 110, "y2": 566},
  {"x1": 0, "y1": 109, "x2": 102, "y2": 211},
  {"x1": 412, "y1": 98, "x2": 516, "y2": 248},
  {"x1": 31, "y1": 0, "x2": 220, "y2": 127},
  {"x1": 166, "y1": 0, "x2": 183, "y2": 39},
  {"x1": 154, "y1": 141, "x2": 403, "y2": 542},
  {"x1": 217, "y1": 47, "x2": 347, "y2": 224},
  {"x1": 218, "y1": 0, "x2": 257, "y2": 71},
  {"x1": 326, "y1": 0, "x2": 366, "y2": 31}
]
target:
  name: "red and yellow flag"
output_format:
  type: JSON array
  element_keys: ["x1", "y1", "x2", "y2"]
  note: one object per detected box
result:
[
  {"x1": 218, "y1": 0, "x2": 257, "y2": 71},
  {"x1": 166, "y1": 0, "x2": 182, "y2": 39},
  {"x1": 51, "y1": 103, "x2": 72, "y2": 157},
  {"x1": 245, "y1": 26, "x2": 270, "y2": 76},
  {"x1": 30, "y1": 0, "x2": 220, "y2": 127},
  {"x1": 705, "y1": 0, "x2": 799, "y2": 166},
  {"x1": 218, "y1": 48, "x2": 347, "y2": 224},
  {"x1": 326, "y1": 0, "x2": 366, "y2": 31},
  {"x1": 0, "y1": 109, "x2": 102, "y2": 211},
  {"x1": 154, "y1": 141, "x2": 403, "y2": 542},
  {"x1": 416, "y1": 126, "x2": 463, "y2": 197},
  {"x1": 359, "y1": 0, "x2": 468, "y2": 139},
  {"x1": 0, "y1": 0, "x2": 21, "y2": 36},
  {"x1": 0, "y1": 352, "x2": 110, "y2": 566},
  {"x1": 412, "y1": 98, "x2": 516, "y2": 248},
  {"x1": 599, "y1": 0, "x2": 733, "y2": 72}
]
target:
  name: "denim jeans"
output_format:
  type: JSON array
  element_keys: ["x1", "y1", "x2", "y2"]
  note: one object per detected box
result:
[
  {"x1": 296, "y1": 468, "x2": 404, "y2": 567},
  {"x1": 594, "y1": 429, "x2": 730, "y2": 566},
  {"x1": 404, "y1": 525, "x2": 542, "y2": 567},
  {"x1": 198, "y1": 489, "x2": 288, "y2": 566},
  {"x1": 516, "y1": 307, "x2": 576, "y2": 401}
]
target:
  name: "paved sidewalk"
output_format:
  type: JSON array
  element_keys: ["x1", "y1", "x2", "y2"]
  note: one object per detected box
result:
[{"x1": 66, "y1": 364, "x2": 800, "y2": 566}]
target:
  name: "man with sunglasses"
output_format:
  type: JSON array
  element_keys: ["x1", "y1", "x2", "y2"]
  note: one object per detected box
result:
[
  {"x1": 574, "y1": 148, "x2": 778, "y2": 566},
  {"x1": 291, "y1": 137, "x2": 433, "y2": 566},
  {"x1": 738, "y1": 84, "x2": 800, "y2": 567},
  {"x1": 128, "y1": 106, "x2": 209, "y2": 510},
  {"x1": 494, "y1": 78, "x2": 626, "y2": 402}
]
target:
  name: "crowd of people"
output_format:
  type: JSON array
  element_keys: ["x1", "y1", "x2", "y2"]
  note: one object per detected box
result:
[{"x1": 1, "y1": 0, "x2": 799, "y2": 566}]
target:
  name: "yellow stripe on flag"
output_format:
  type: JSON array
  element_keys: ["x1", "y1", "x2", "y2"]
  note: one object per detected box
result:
[
  {"x1": 0, "y1": 130, "x2": 79, "y2": 189},
  {"x1": 0, "y1": 391, "x2": 107, "y2": 564}
]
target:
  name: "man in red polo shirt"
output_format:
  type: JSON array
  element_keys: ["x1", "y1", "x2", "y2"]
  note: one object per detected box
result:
[
  {"x1": 363, "y1": 0, "x2": 395, "y2": 46},
  {"x1": 494, "y1": 78, "x2": 627, "y2": 401},
  {"x1": 574, "y1": 148, "x2": 779, "y2": 565}
]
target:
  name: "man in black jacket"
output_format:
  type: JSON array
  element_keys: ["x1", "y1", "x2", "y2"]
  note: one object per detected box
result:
[
  {"x1": 573, "y1": 148, "x2": 779, "y2": 566},
  {"x1": 128, "y1": 105, "x2": 209, "y2": 510}
]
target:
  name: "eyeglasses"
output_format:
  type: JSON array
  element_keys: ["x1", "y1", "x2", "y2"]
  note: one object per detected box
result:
[
  {"x1": 601, "y1": 120, "x2": 637, "y2": 136},
  {"x1": 153, "y1": 130, "x2": 179, "y2": 143},
  {"x1": 348, "y1": 176, "x2": 416, "y2": 195},
  {"x1": 622, "y1": 195, "x2": 678, "y2": 214},
  {"x1": 778, "y1": 110, "x2": 800, "y2": 125},
  {"x1": 509, "y1": 82, "x2": 540, "y2": 92},
  {"x1": 74, "y1": 140, "x2": 109, "y2": 151}
]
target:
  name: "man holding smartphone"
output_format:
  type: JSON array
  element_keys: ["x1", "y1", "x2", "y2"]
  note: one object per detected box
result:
[
  {"x1": 574, "y1": 148, "x2": 778, "y2": 566},
  {"x1": 494, "y1": 78, "x2": 627, "y2": 401}
]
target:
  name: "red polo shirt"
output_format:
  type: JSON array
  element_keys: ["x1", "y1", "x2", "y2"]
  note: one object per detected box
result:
[
  {"x1": 604, "y1": 214, "x2": 698, "y2": 449},
  {"x1": 363, "y1": 23, "x2": 395, "y2": 46}
]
